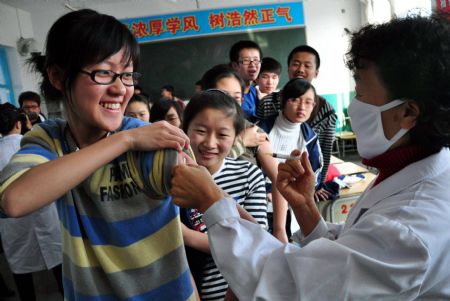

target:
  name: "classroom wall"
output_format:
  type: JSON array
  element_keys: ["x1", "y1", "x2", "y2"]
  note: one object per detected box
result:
[{"x1": 2, "y1": 0, "x2": 430, "y2": 128}]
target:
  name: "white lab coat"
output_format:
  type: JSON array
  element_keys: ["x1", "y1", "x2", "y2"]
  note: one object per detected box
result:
[
  {"x1": 203, "y1": 148, "x2": 450, "y2": 300},
  {"x1": 0, "y1": 134, "x2": 62, "y2": 274}
]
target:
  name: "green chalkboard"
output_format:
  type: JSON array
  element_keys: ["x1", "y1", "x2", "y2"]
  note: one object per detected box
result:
[{"x1": 138, "y1": 27, "x2": 306, "y2": 101}]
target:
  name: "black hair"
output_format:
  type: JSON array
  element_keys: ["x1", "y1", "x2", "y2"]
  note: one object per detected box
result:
[
  {"x1": 281, "y1": 78, "x2": 317, "y2": 109},
  {"x1": 182, "y1": 90, "x2": 245, "y2": 136},
  {"x1": 287, "y1": 45, "x2": 320, "y2": 69},
  {"x1": 128, "y1": 94, "x2": 149, "y2": 106},
  {"x1": 0, "y1": 103, "x2": 23, "y2": 135},
  {"x1": 27, "y1": 9, "x2": 139, "y2": 102},
  {"x1": 161, "y1": 85, "x2": 174, "y2": 93},
  {"x1": 229, "y1": 40, "x2": 263, "y2": 63},
  {"x1": 150, "y1": 99, "x2": 183, "y2": 124},
  {"x1": 259, "y1": 57, "x2": 282, "y2": 75},
  {"x1": 346, "y1": 13, "x2": 450, "y2": 148},
  {"x1": 18, "y1": 91, "x2": 41, "y2": 107},
  {"x1": 200, "y1": 64, "x2": 244, "y2": 93}
]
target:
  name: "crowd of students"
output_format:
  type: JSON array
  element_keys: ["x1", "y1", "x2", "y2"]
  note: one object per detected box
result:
[{"x1": 0, "y1": 7, "x2": 449, "y2": 301}]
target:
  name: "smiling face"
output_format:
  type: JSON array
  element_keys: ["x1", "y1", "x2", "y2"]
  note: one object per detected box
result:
[
  {"x1": 125, "y1": 101, "x2": 150, "y2": 122},
  {"x1": 65, "y1": 48, "x2": 134, "y2": 146},
  {"x1": 283, "y1": 87, "x2": 316, "y2": 123},
  {"x1": 288, "y1": 52, "x2": 319, "y2": 81},
  {"x1": 187, "y1": 108, "x2": 236, "y2": 174}
]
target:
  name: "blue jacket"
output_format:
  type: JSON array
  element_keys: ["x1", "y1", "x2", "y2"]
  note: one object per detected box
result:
[{"x1": 259, "y1": 115, "x2": 323, "y2": 185}]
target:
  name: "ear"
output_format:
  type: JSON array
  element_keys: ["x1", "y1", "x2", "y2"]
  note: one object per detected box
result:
[
  {"x1": 47, "y1": 66, "x2": 64, "y2": 91},
  {"x1": 400, "y1": 100, "x2": 420, "y2": 129},
  {"x1": 314, "y1": 68, "x2": 319, "y2": 79},
  {"x1": 231, "y1": 61, "x2": 239, "y2": 71},
  {"x1": 15, "y1": 120, "x2": 22, "y2": 131}
]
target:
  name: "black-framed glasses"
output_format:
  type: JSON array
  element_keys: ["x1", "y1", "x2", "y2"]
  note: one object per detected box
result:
[
  {"x1": 80, "y1": 69, "x2": 141, "y2": 87},
  {"x1": 238, "y1": 58, "x2": 262, "y2": 66}
]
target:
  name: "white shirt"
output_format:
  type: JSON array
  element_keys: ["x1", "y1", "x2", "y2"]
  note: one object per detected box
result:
[
  {"x1": 0, "y1": 134, "x2": 62, "y2": 274},
  {"x1": 203, "y1": 148, "x2": 450, "y2": 300}
]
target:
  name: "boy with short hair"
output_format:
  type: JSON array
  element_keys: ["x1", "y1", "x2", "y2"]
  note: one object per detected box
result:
[{"x1": 256, "y1": 57, "x2": 282, "y2": 99}]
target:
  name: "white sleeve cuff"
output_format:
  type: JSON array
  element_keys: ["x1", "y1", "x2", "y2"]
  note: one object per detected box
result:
[{"x1": 203, "y1": 197, "x2": 238, "y2": 228}]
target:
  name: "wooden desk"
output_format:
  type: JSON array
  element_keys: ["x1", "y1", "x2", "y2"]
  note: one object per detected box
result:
[
  {"x1": 333, "y1": 161, "x2": 368, "y2": 175},
  {"x1": 335, "y1": 131, "x2": 357, "y2": 157},
  {"x1": 330, "y1": 155, "x2": 344, "y2": 164},
  {"x1": 317, "y1": 172, "x2": 377, "y2": 224}
]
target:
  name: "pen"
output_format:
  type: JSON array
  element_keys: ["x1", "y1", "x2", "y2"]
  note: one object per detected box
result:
[{"x1": 265, "y1": 152, "x2": 301, "y2": 160}]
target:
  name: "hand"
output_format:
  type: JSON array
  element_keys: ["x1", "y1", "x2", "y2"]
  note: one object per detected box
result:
[
  {"x1": 241, "y1": 125, "x2": 267, "y2": 148},
  {"x1": 128, "y1": 121, "x2": 190, "y2": 152},
  {"x1": 256, "y1": 86, "x2": 268, "y2": 100},
  {"x1": 171, "y1": 164, "x2": 224, "y2": 212},
  {"x1": 314, "y1": 188, "x2": 331, "y2": 202},
  {"x1": 276, "y1": 150, "x2": 316, "y2": 209}
]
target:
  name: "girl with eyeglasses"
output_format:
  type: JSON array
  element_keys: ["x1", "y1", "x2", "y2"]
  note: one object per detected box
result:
[{"x1": 0, "y1": 9, "x2": 196, "y2": 301}]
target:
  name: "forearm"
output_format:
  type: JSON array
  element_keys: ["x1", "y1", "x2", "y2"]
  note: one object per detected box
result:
[
  {"x1": 271, "y1": 187, "x2": 288, "y2": 233},
  {"x1": 291, "y1": 200, "x2": 321, "y2": 237},
  {"x1": 1, "y1": 131, "x2": 132, "y2": 217},
  {"x1": 181, "y1": 224, "x2": 210, "y2": 254}
]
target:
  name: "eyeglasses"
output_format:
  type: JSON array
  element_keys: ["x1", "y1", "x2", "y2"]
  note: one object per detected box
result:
[
  {"x1": 287, "y1": 97, "x2": 315, "y2": 107},
  {"x1": 238, "y1": 58, "x2": 262, "y2": 66},
  {"x1": 80, "y1": 69, "x2": 141, "y2": 87},
  {"x1": 22, "y1": 104, "x2": 40, "y2": 110}
]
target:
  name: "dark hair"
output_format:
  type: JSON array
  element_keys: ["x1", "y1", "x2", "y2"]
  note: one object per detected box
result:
[
  {"x1": 346, "y1": 13, "x2": 450, "y2": 148},
  {"x1": 28, "y1": 9, "x2": 139, "y2": 102},
  {"x1": 200, "y1": 64, "x2": 244, "y2": 93},
  {"x1": 182, "y1": 90, "x2": 245, "y2": 135},
  {"x1": 259, "y1": 57, "x2": 282, "y2": 75},
  {"x1": 0, "y1": 103, "x2": 23, "y2": 135},
  {"x1": 128, "y1": 94, "x2": 149, "y2": 106},
  {"x1": 18, "y1": 91, "x2": 41, "y2": 107},
  {"x1": 287, "y1": 45, "x2": 320, "y2": 69},
  {"x1": 150, "y1": 99, "x2": 183, "y2": 124},
  {"x1": 229, "y1": 40, "x2": 263, "y2": 63},
  {"x1": 281, "y1": 78, "x2": 317, "y2": 109},
  {"x1": 161, "y1": 85, "x2": 174, "y2": 93}
]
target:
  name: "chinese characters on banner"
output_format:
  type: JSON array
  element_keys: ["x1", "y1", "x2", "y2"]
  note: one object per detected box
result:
[
  {"x1": 437, "y1": 0, "x2": 450, "y2": 12},
  {"x1": 121, "y1": 2, "x2": 304, "y2": 43}
]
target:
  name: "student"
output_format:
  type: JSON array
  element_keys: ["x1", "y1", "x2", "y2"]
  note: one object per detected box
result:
[
  {"x1": 258, "y1": 78, "x2": 323, "y2": 236},
  {"x1": 0, "y1": 103, "x2": 63, "y2": 301},
  {"x1": 171, "y1": 13, "x2": 450, "y2": 299},
  {"x1": 18, "y1": 91, "x2": 46, "y2": 124},
  {"x1": 125, "y1": 94, "x2": 151, "y2": 122},
  {"x1": 201, "y1": 64, "x2": 289, "y2": 242},
  {"x1": 0, "y1": 9, "x2": 195, "y2": 301},
  {"x1": 161, "y1": 84, "x2": 186, "y2": 109},
  {"x1": 180, "y1": 90, "x2": 267, "y2": 300},
  {"x1": 256, "y1": 57, "x2": 281, "y2": 99},
  {"x1": 150, "y1": 99, "x2": 183, "y2": 128},
  {"x1": 257, "y1": 46, "x2": 337, "y2": 185},
  {"x1": 229, "y1": 40, "x2": 262, "y2": 121}
]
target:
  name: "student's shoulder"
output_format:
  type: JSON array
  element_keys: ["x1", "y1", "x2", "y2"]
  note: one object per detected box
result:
[
  {"x1": 119, "y1": 116, "x2": 149, "y2": 131},
  {"x1": 224, "y1": 157, "x2": 262, "y2": 174}
]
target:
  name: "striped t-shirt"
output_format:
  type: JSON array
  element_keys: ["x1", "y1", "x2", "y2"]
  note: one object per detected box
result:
[
  {"x1": 185, "y1": 157, "x2": 267, "y2": 300},
  {"x1": 0, "y1": 118, "x2": 195, "y2": 301}
]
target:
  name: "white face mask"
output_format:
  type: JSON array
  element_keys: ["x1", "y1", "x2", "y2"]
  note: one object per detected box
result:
[{"x1": 348, "y1": 98, "x2": 409, "y2": 159}]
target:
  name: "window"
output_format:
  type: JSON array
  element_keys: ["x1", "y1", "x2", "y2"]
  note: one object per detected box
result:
[{"x1": 0, "y1": 47, "x2": 15, "y2": 105}]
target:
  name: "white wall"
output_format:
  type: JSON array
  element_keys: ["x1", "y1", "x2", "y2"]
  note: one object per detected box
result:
[{"x1": 0, "y1": 0, "x2": 361, "y2": 106}]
